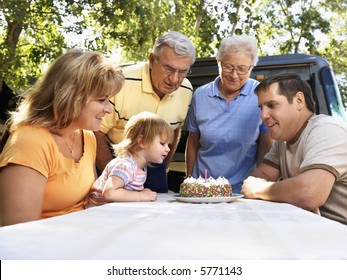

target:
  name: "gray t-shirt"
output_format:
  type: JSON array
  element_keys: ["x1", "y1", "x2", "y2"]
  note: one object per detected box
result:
[{"x1": 264, "y1": 114, "x2": 347, "y2": 225}]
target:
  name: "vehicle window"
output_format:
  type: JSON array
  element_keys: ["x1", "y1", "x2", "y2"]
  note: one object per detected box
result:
[{"x1": 320, "y1": 67, "x2": 346, "y2": 121}]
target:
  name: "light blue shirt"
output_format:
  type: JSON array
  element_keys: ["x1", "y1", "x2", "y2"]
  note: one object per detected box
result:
[{"x1": 187, "y1": 76, "x2": 268, "y2": 193}]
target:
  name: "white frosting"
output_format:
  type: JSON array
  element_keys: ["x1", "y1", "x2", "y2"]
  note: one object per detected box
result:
[
  {"x1": 216, "y1": 176, "x2": 229, "y2": 185},
  {"x1": 196, "y1": 176, "x2": 212, "y2": 183},
  {"x1": 183, "y1": 176, "x2": 230, "y2": 187},
  {"x1": 183, "y1": 176, "x2": 197, "y2": 184}
]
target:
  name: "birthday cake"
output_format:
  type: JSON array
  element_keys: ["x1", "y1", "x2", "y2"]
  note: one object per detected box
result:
[{"x1": 179, "y1": 176, "x2": 232, "y2": 198}]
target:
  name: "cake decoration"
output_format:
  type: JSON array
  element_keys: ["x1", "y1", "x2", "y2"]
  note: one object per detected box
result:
[{"x1": 179, "y1": 174, "x2": 232, "y2": 198}]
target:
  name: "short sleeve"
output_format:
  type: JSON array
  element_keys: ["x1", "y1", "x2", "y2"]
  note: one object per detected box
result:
[
  {"x1": 109, "y1": 157, "x2": 136, "y2": 185},
  {"x1": 300, "y1": 122, "x2": 347, "y2": 177},
  {"x1": 263, "y1": 140, "x2": 280, "y2": 169},
  {"x1": 186, "y1": 95, "x2": 198, "y2": 133},
  {"x1": 0, "y1": 126, "x2": 57, "y2": 177}
]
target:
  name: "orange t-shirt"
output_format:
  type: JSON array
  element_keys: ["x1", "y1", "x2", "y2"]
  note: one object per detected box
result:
[{"x1": 0, "y1": 126, "x2": 96, "y2": 218}]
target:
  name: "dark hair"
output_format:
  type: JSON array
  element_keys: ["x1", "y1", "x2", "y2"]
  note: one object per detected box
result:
[{"x1": 255, "y1": 73, "x2": 315, "y2": 113}]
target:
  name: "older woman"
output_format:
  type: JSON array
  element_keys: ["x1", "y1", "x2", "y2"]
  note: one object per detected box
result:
[
  {"x1": 185, "y1": 35, "x2": 273, "y2": 194},
  {"x1": 0, "y1": 49, "x2": 124, "y2": 226}
]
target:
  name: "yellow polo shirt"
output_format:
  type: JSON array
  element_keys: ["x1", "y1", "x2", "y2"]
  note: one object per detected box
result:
[{"x1": 100, "y1": 62, "x2": 193, "y2": 144}]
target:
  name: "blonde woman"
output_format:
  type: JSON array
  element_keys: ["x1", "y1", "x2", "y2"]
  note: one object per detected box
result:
[
  {"x1": 0, "y1": 49, "x2": 124, "y2": 226},
  {"x1": 86, "y1": 112, "x2": 173, "y2": 206}
]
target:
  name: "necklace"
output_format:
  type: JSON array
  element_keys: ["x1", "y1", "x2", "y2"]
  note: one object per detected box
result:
[{"x1": 63, "y1": 132, "x2": 76, "y2": 158}]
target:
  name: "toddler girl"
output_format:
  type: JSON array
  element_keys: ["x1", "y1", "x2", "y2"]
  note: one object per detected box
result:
[{"x1": 86, "y1": 112, "x2": 173, "y2": 207}]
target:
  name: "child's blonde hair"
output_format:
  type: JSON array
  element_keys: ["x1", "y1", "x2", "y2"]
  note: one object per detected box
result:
[{"x1": 113, "y1": 112, "x2": 174, "y2": 156}]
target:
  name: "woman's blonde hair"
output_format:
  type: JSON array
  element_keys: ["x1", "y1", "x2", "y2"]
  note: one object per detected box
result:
[
  {"x1": 7, "y1": 49, "x2": 124, "y2": 132},
  {"x1": 113, "y1": 112, "x2": 174, "y2": 156}
]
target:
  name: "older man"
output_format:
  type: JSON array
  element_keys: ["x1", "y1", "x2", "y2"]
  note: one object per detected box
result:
[
  {"x1": 95, "y1": 31, "x2": 196, "y2": 193},
  {"x1": 241, "y1": 73, "x2": 347, "y2": 225}
]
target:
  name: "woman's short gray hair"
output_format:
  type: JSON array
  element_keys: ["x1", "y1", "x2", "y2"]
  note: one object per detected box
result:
[
  {"x1": 152, "y1": 31, "x2": 196, "y2": 65},
  {"x1": 216, "y1": 35, "x2": 258, "y2": 66}
]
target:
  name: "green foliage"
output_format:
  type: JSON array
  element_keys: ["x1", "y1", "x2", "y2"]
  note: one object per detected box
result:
[
  {"x1": 0, "y1": 0, "x2": 68, "y2": 92},
  {"x1": 247, "y1": 0, "x2": 331, "y2": 54},
  {"x1": 0, "y1": 0, "x2": 346, "y2": 107},
  {"x1": 81, "y1": 0, "x2": 219, "y2": 61},
  {"x1": 315, "y1": 11, "x2": 347, "y2": 106}
]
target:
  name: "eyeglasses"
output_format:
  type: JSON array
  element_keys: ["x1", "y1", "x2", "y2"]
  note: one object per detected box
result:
[
  {"x1": 156, "y1": 58, "x2": 191, "y2": 78},
  {"x1": 221, "y1": 63, "x2": 252, "y2": 75}
]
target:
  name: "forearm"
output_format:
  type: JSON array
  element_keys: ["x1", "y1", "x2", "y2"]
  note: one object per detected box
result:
[
  {"x1": 185, "y1": 132, "x2": 199, "y2": 176},
  {"x1": 257, "y1": 133, "x2": 273, "y2": 165},
  {"x1": 165, "y1": 150, "x2": 175, "y2": 169},
  {"x1": 241, "y1": 176, "x2": 307, "y2": 209},
  {"x1": 165, "y1": 127, "x2": 181, "y2": 168},
  {"x1": 243, "y1": 169, "x2": 335, "y2": 211},
  {"x1": 185, "y1": 148, "x2": 196, "y2": 176},
  {"x1": 103, "y1": 187, "x2": 144, "y2": 202},
  {"x1": 102, "y1": 176, "x2": 156, "y2": 202},
  {"x1": 94, "y1": 131, "x2": 114, "y2": 171},
  {"x1": 249, "y1": 162, "x2": 280, "y2": 182},
  {"x1": 250, "y1": 168, "x2": 275, "y2": 182},
  {"x1": 255, "y1": 178, "x2": 317, "y2": 211}
]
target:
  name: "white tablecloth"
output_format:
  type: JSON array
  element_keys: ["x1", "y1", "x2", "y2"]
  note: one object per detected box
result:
[{"x1": 1, "y1": 193, "x2": 347, "y2": 260}]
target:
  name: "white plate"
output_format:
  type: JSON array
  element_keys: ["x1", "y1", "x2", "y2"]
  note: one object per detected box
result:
[{"x1": 173, "y1": 194, "x2": 244, "y2": 203}]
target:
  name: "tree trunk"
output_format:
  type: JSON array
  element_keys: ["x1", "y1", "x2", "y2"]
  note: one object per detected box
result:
[
  {"x1": 0, "y1": 19, "x2": 24, "y2": 93},
  {"x1": 230, "y1": 0, "x2": 242, "y2": 36},
  {"x1": 4, "y1": 20, "x2": 23, "y2": 53},
  {"x1": 194, "y1": 0, "x2": 205, "y2": 31}
]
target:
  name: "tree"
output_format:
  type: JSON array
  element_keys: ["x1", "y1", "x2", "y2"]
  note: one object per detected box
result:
[
  {"x1": 235, "y1": 0, "x2": 347, "y2": 105},
  {"x1": 1, "y1": 0, "x2": 346, "y2": 107},
  {"x1": 316, "y1": 0, "x2": 347, "y2": 105},
  {"x1": 0, "y1": 0, "x2": 69, "y2": 93},
  {"x1": 83, "y1": 0, "x2": 220, "y2": 61},
  {"x1": 0, "y1": 0, "x2": 220, "y2": 93},
  {"x1": 240, "y1": 0, "x2": 330, "y2": 55}
]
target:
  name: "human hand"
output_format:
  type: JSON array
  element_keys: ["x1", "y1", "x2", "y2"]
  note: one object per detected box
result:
[
  {"x1": 139, "y1": 188, "x2": 158, "y2": 202},
  {"x1": 241, "y1": 176, "x2": 273, "y2": 199}
]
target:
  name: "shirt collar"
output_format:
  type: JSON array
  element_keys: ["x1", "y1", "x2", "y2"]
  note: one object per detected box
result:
[
  {"x1": 287, "y1": 113, "x2": 316, "y2": 144},
  {"x1": 142, "y1": 62, "x2": 155, "y2": 94}
]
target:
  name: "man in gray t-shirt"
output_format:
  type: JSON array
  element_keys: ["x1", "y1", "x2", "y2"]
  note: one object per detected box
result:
[{"x1": 241, "y1": 73, "x2": 347, "y2": 225}]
